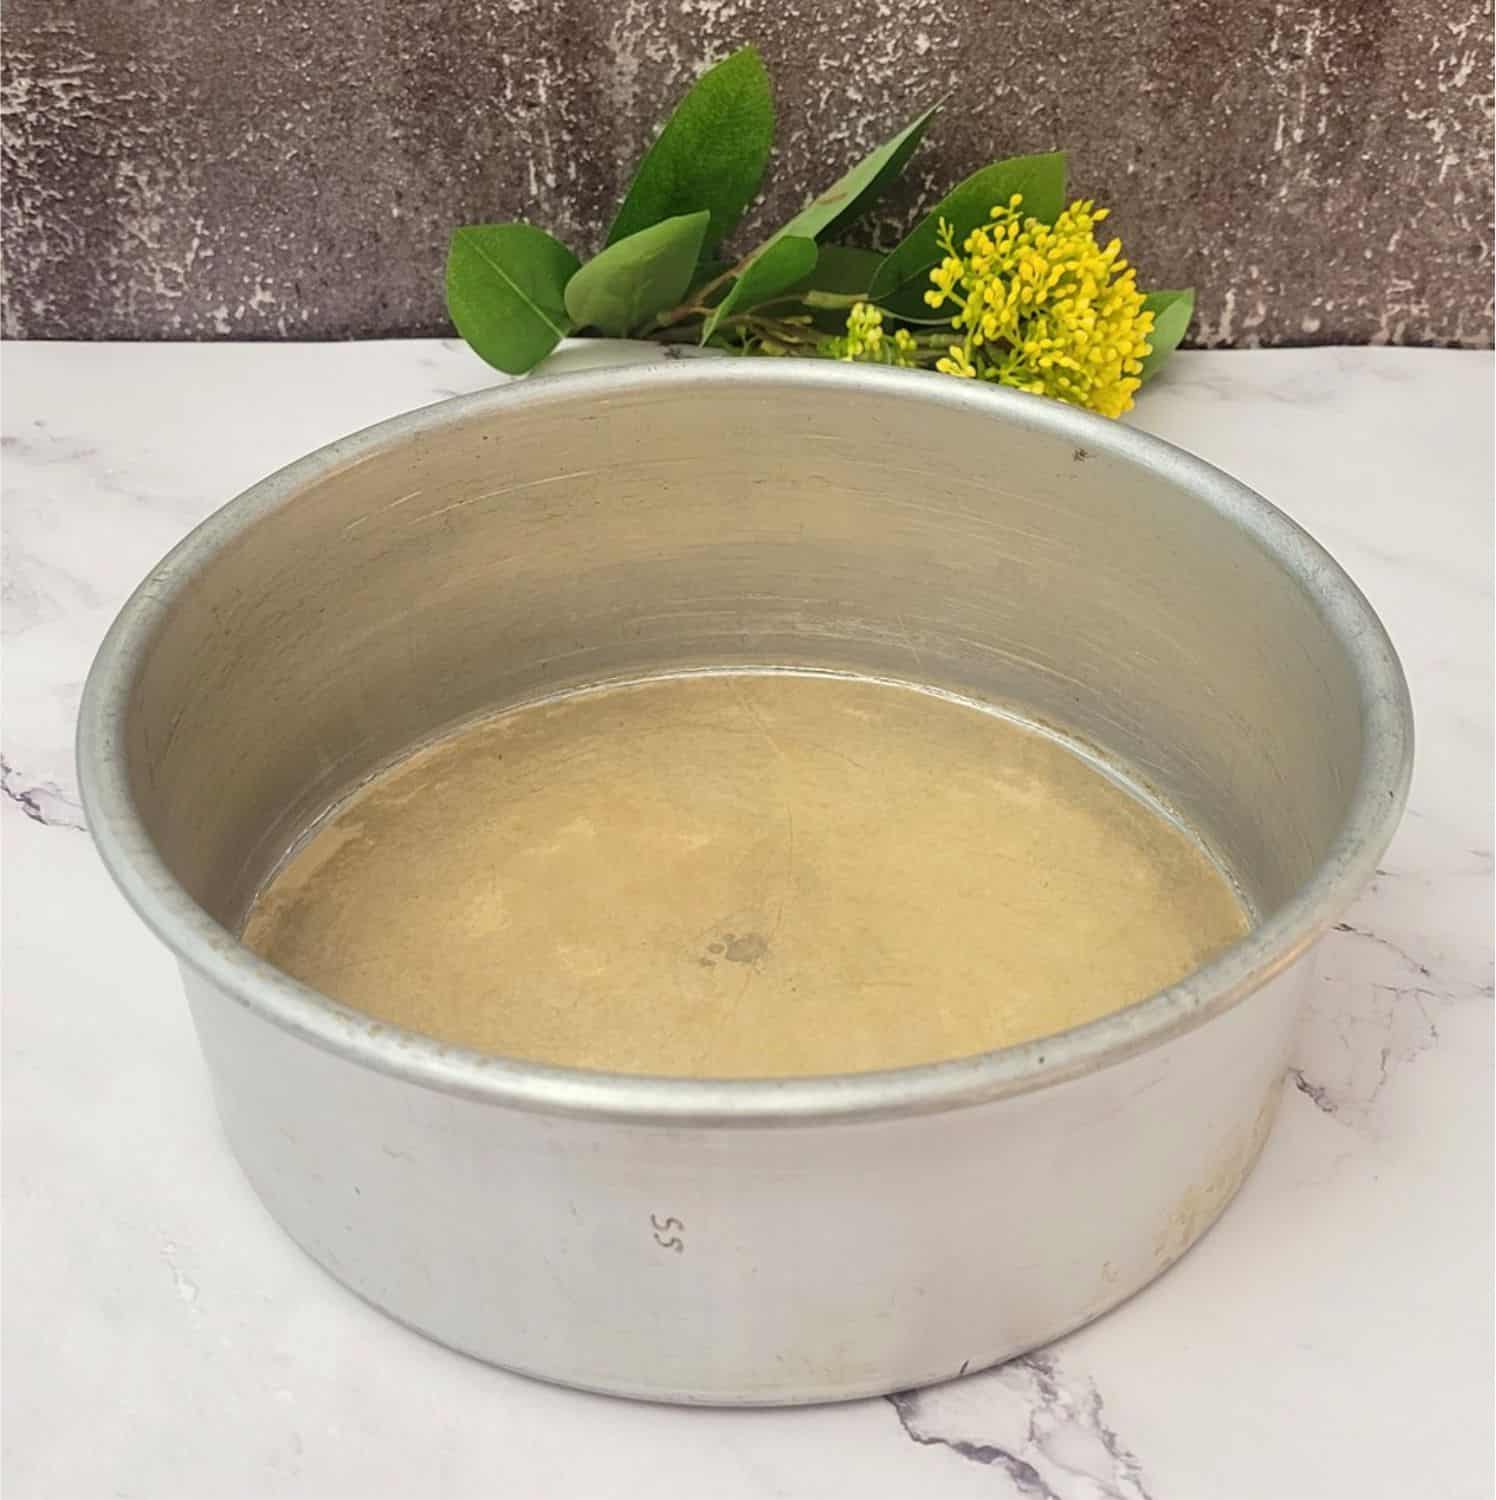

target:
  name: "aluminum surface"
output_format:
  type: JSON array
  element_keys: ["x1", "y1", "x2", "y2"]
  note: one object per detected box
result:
[{"x1": 77, "y1": 361, "x2": 1413, "y2": 1402}]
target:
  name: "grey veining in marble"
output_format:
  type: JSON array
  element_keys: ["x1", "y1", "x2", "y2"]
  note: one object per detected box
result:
[
  {"x1": 1, "y1": 343, "x2": 1491, "y2": 1500},
  {"x1": 889, "y1": 1354, "x2": 1153, "y2": 1499}
]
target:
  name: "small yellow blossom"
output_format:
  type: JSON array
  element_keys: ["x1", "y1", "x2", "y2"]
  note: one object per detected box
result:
[
  {"x1": 935, "y1": 343, "x2": 977, "y2": 378},
  {"x1": 922, "y1": 196, "x2": 1155, "y2": 418},
  {"x1": 823, "y1": 302, "x2": 919, "y2": 368}
]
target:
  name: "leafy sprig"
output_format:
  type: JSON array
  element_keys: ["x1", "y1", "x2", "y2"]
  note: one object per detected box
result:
[{"x1": 446, "y1": 45, "x2": 1190, "y2": 404}]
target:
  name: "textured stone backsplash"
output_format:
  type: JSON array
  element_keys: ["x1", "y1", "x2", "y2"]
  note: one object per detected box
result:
[{"x1": 3, "y1": 0, "x2": 1491, "y2": 346}]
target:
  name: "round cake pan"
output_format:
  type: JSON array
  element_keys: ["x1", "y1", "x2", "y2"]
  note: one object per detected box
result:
[{"x1": 77, "y1": 362, "x2": 1412, "y2": 1404}]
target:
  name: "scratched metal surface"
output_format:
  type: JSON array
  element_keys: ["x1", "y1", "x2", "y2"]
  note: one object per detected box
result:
[{"x1": 2, "y1": 0, "x2": 1491, "y2": 347}]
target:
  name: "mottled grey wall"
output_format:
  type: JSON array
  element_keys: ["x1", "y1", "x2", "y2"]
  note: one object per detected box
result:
[{"x1": 2, "y1": 1, "x2": 1492, "y2": 346}]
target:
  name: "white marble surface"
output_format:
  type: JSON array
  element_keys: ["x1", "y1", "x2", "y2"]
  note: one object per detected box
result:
[{"x1": 2, "y1": 343, "x2": 1491, "y2": 1499}]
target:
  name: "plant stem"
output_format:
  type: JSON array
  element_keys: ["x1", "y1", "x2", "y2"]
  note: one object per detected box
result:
[
  {"x1": 726, "y1": 313, "x2": 820, "y2": 346},
  {"x1": 640, "y1": 254, "x2": 755, "y2": 335}
]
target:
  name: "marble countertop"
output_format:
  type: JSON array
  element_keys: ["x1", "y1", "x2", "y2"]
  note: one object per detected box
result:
[{"x1": 3, "y1": 343, "x2": 1491, "y2": 1499}]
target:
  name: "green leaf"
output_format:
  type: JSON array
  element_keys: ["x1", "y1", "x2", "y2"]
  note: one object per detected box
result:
[
  {"x1": 701, "y1": 235, "x2": 817, "y2": 341},
  {"x1": 606, "y1": 46, "x2": 774, "y2": 250},
  {"x1": 700, "y1": 109, "x2": 936, "y2": 343},
  {"x1": 787, "y1": 245, "x2": 884, "y2": 297},
  {"x1": 446, "y1": 224, "x2": 580, "y2": 375},
  {"x1": 870, "y1": 151, "x2": 1067, "y2": 320},
  {"x1": 565, "y1": 211, "x2": 711, "y2": 336},
  {"x1": 688, "y1": 257, "x2": 734, "y2": 294},
  {"x1": 780, "y1": 105, "x2": 939, "y2": 243},
  {"x1": 1138, "y1": 289, "x2": 1194, "y2": 382},
  {"x1": 780, "y1": 245, "x2": 885, "y2": 332}
]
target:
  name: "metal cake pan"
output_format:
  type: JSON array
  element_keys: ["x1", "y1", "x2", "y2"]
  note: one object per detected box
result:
[{"x1": 77, "y1": 362, "x2": 1412, "y2": 1404}]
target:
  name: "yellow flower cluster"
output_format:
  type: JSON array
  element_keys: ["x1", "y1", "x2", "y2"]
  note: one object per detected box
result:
[
  {"x1": 824, "y1": 301, "x2": 919, "y2": 368},
  {"x1": 924, "y1": 195, "x2": 1154, "y2": 418}
]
